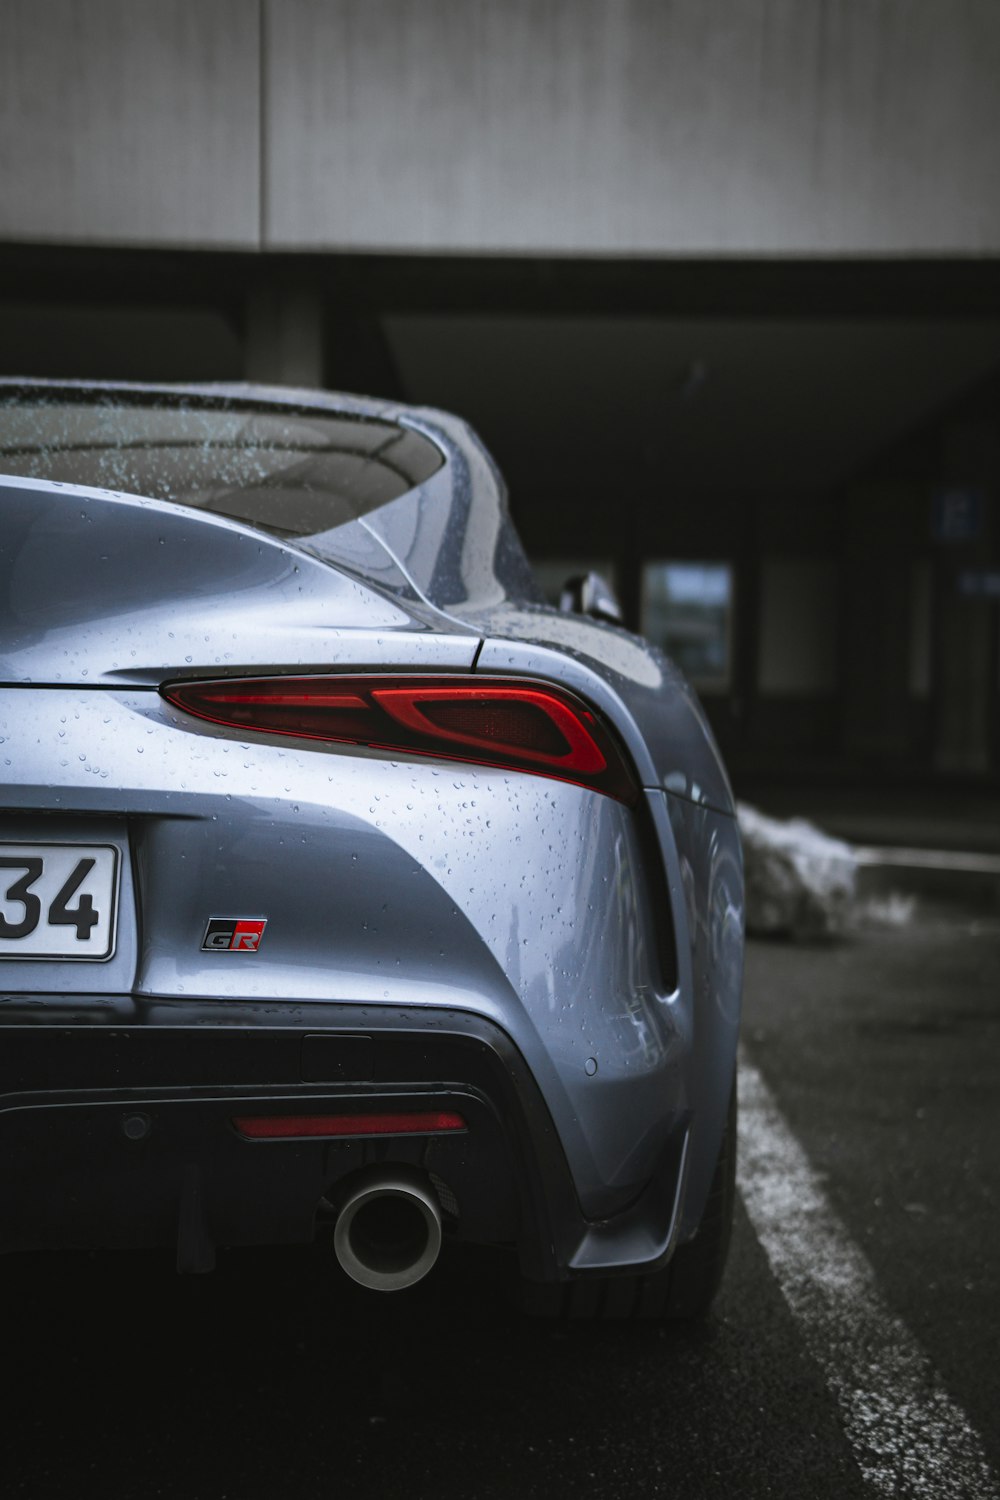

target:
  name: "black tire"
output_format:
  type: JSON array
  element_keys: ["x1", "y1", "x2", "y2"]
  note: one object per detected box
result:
[
  {"x1": 662, "y1": 1075, "x2": 737, "y2": 1319},
  {"x1": 516, "y1": 1077, "x2": 737, "y2": 1322}
]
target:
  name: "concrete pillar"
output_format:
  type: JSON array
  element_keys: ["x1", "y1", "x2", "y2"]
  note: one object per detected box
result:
[
  {"x1": 932, "y1": 422, "x2": 998, "y2": 774},
  {"x1": 245, "y1": 276, "x2": 324, "y2": 388},
  {"x1": 841, "y1": 484, "x2": 915, "y2": 761},
  {"x1": 933, "y1": 556, "x2": 995, "y2": 773}
]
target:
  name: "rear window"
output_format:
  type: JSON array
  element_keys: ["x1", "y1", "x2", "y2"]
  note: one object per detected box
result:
[{"x1": 0, "y1": 391, "x2": 444, "y2": 537}]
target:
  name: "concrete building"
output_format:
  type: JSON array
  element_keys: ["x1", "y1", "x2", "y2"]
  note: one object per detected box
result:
[{"x1": 2, "y1": 0, "x2": 999, "y2": 784}]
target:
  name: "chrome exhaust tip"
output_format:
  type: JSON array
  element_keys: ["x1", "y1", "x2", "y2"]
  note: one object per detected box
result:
[{"x1": 333, "y1": 1168, "x2": 443, "y2": 1292}]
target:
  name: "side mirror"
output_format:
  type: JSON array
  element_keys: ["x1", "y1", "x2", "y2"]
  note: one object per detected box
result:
[{"x1": 559, "y1": 572, "x2": 624, "y2": 626}]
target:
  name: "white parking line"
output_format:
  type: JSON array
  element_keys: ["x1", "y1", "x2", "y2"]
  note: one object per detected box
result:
[{"x1": 737, "y1": 1049, "x2": 1000, "y2": 1500}]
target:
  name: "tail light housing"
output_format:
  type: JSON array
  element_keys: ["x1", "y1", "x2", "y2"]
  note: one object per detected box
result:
[{"x1": 161, "y1": 674, "x2": 638, "y2": 802}]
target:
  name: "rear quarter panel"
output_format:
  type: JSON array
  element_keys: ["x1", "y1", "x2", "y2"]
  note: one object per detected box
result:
[{"x1": 472, "y1": 609, "x2": 744, "y2": 1238}]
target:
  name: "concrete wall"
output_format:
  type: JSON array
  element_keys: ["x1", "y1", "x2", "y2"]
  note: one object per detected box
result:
[
  {"x1": 0, "y1": 0, "x2": 260, "y2": 249},
  {"x1": 264, "y1": 0, "x2": 1000, "y2": 255},
  {"x1": 2, "y1": 0, "x2": 1000, "y2": 255}
]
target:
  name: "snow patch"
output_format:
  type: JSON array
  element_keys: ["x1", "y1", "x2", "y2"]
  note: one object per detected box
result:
[
  {"x1": 737, "y1": 803, "x2": 918, "y2": 939},
  {"x1": 737, "y1": 802, "x2": 858, "y2": 938}
]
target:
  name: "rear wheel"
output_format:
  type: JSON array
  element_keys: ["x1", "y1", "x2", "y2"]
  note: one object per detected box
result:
[{"x1": 517, "y1": 1078, "x2": 737, "y2": 1322}]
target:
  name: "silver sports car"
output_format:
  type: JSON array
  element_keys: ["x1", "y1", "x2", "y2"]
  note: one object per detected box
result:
[{"x1": 0, "y1": 379, "x2": 743, "y2": 1319}]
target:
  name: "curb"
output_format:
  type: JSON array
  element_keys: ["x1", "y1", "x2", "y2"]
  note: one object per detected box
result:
[{"x1": 854, "y1": 847, "x2": 1000, "y2": 904}]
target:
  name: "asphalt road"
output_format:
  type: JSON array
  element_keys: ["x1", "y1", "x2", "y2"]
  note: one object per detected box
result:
[{"x1": 7, "y1": 901, "x2": 999, "y2": 1499}]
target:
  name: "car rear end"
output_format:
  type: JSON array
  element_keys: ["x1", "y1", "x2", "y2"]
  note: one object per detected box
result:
[
  {"x1": 0, "y1": 674, "x2": 683, "y2": 1279},
  {"x1": 0, "y1": 382, "x2": 736, "y2": 1306}
]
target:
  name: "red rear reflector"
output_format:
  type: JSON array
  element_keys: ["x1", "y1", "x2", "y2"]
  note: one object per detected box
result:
[
  {"x1": 161, "y1": 675, "x2": 638, "y2": 802},
  {"x1": 233, "y1": 1110, "x2": 467, "y2": 1140}
]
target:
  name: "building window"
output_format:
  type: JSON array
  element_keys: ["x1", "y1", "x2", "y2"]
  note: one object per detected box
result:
[{"x1": 641, "y1": 561, "x2": 733, "y2": 691}]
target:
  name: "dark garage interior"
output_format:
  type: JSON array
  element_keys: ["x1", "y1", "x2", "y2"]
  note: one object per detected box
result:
[{"x1": 3, "y1": 247, "x2": 999, "y2": 803}]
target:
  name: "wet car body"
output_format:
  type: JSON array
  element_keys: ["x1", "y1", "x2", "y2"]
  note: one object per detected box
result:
[{"x1": 0, "y1": 379, "x2": 743, "y2": 1315}]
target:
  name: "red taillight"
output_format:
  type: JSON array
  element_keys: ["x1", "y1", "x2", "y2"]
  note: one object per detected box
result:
[
  {"x1": 233, "y1": 1110, "x2": 467, "y2": 1140},
  {"x1": 161, "y1": 675, "x2": 638, "y2": 802}
]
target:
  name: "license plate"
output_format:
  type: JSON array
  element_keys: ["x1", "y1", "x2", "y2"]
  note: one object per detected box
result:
[{"x1": 0, "y1": 844, "x2": 119, "y2": 961}]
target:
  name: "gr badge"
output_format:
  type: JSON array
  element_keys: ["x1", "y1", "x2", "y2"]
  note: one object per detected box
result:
[{"x1": 202, "y1": 918, "x2": 267, "y2": 952}]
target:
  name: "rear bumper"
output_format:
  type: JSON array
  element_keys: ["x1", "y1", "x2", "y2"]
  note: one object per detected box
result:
[{"x1": 0, "y1": 998, "x2": 689, "y2": 1280}]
